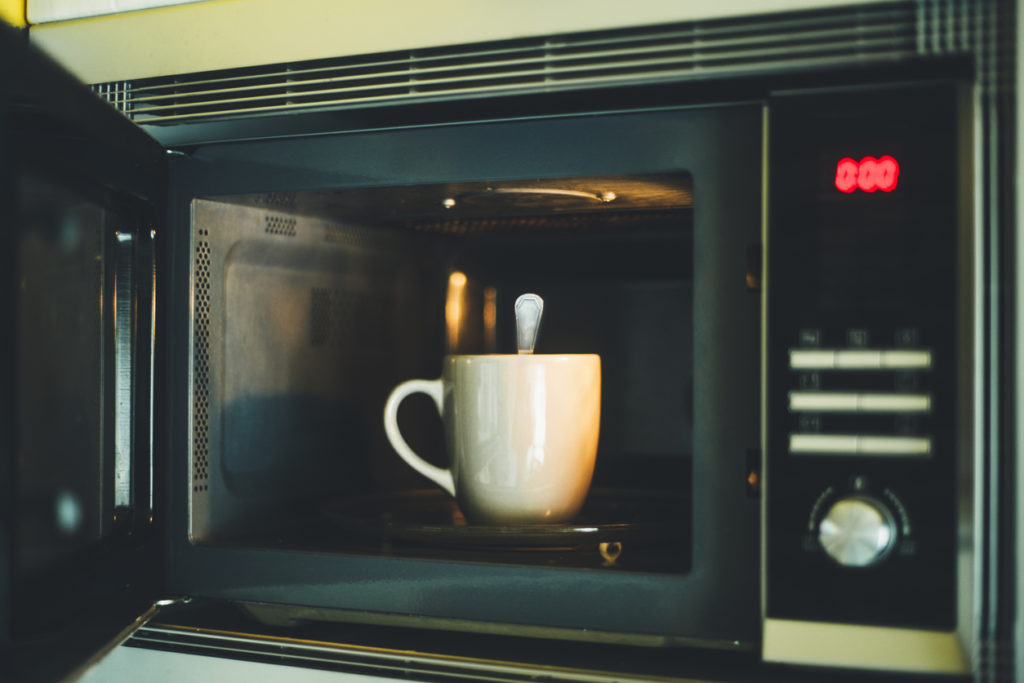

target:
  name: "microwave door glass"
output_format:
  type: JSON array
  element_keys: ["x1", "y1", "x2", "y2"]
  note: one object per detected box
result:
[{"x1": 16, "y1": 175, "x2": 106, "y2": 575}]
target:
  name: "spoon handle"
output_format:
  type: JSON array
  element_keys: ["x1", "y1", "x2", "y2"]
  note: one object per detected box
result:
[{"x1": 515, "y1": 293, "x2": 544, "y2": 355}]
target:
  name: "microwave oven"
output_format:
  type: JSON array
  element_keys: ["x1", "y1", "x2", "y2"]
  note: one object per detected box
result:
[{"x1": 1, "y1": 1, "x2": 1018, "y2": 681}]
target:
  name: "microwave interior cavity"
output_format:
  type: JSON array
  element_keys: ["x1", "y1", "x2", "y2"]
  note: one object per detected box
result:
[{"x1": 188, "y1": 173, "x2": 695, "y2": 573}]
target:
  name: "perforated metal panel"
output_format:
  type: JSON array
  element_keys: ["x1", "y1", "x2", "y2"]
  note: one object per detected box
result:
[
  {"x1": 264, "y1": 215, "x2": 296, "y2": 237},
  {"x1": 187, "y1": 197, "x2": 436, "y2": 541},
  {"x1": 192, "y1": 238, "x2": 211, "y2": 495}
]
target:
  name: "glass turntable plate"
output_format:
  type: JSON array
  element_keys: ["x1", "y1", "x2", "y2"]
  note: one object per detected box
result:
[{"x1": 321, "y1": 489, "x2": 687, "y2": 550}]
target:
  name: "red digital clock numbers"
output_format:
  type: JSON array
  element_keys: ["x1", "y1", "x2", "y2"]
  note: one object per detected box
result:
[{"x1": 834, "y1": 155, "x2": 900, "y2": 193}]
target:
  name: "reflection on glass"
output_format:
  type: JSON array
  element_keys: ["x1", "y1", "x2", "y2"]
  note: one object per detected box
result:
[
  {"x1": 16, "y1": 174, "x2": 105, "y2": 574},
  {"x1": 483, "y1": 286, "x2": 497, "y2": 352},
  {"x1": 445, "y1": 271, "x2": 467, "y2": 351}
]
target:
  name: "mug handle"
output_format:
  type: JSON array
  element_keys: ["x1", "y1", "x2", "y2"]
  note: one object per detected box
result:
[{"x1": 383, "y1": 379, "x2": 455, "y2": 496}]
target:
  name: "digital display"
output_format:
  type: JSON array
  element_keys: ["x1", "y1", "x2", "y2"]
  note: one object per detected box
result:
[{"x1": 834, "y1": 155, "x2": 900, "y2": 193}]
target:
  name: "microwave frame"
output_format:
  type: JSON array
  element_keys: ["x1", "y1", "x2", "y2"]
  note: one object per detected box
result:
[
  {"x1": 165, "y1": 102, "x2": 764, "y2": 648},
  {"x1": 1, "y1": 1, "x2": 1018, "y2": 680}
]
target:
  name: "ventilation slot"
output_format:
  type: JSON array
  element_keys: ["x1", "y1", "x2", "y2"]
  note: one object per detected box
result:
[
  {"x1": 408, "y1": 210, "x2": 689, "y2": 235},
  {"x1": 192, "y1": 238, "x2": 211, "y2": 493},
  {"x1": 92, "y1": 3, "x2": 930, "y2": 125},
  {"x1": 255, "y1": 192, "x2": 298, "y2": 210},
  {"x1": 324, "y1": 224, "x2": 370, "y2": 246},
  {"x1": 265, "y1": 215, "x2": 297, "y2": 237}
]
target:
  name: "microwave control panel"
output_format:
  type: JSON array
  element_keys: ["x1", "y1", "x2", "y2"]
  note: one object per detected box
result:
[{"x1": 765, "y1": 83, "x2": 963, "y2": 630}]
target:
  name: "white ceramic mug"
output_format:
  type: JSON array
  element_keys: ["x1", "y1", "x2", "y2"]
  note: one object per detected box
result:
[{"x1": 383, "y1": 354, "x2": 601, "y2": 525}]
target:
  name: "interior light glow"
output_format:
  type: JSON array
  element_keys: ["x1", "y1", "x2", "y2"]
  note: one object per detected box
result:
[
  {"x1": 483, "y1": 286, "x2": 497, "y2": 352},
  {"x1": 445, "y1": 271, "x2": 468, "y2": 351},
  {"x1": 834, "y1": 155, "x2": 900, "y2": 193}
]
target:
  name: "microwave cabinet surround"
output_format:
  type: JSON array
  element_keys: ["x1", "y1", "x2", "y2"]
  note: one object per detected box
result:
[{"x1": 1, "y1": 2, "x2": 1018, "y2": 681}]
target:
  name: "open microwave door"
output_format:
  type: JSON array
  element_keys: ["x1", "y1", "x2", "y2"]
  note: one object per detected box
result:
[{"x1": 0, "y1": 23, "x2": 166, "y2": 681}]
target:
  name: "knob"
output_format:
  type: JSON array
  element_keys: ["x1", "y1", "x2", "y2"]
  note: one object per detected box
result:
[{"x1": 818, "y1": 496, "x2": 896, "y2": 567}]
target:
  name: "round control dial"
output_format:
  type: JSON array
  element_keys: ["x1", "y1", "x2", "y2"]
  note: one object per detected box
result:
[{"x1": 818, "y1": 496, "x2": 896, "y2": 567}]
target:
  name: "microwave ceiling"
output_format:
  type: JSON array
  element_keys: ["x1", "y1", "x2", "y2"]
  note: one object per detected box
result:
[{"x1": 214, "y1": 173, "x2": 693, "y2": 231}]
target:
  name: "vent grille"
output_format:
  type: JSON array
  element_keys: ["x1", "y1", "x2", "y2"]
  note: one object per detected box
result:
[
  {"x1": 264, "y1": 214, "x2": 297, "y2": 237},
  {"x1": 408, "y1": 210, "x2": 690, "y2": 236},
  {"x1": 192, "y1": 237, "x2": 211, "y2": 493},
  {"x1": 254, "y1": 192, "x2": 298, "y2": 210},
  {"x1": 324, "y1": 224, "x2": 371, "y2": 246},
  {"x1": 93, "y1": 3, "x2": 929, "y2": 125}
]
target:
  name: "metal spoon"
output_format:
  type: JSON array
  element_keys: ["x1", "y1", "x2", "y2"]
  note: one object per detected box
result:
[{"x1": 515, "y1": 293, "x2": 544, "y2": 354}]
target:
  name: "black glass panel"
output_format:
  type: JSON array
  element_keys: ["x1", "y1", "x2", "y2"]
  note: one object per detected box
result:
[{"x1": 16, "y1": 174, "x2": 105, "y2": 576}]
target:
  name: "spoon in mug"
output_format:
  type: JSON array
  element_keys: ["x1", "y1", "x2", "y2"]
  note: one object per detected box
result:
[{"x1": 515, "y1": 293, "x2": 544, "y2": 354}]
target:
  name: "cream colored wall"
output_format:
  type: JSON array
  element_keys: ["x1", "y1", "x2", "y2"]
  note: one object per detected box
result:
[
  {"x1": 1, "y1": 0, "x2": 26, "y2": 27},
  {"x1": 29, "y1": 0, "x2": 894, "y2": 84},
  {"x1": 28, "y1": 0, "x2": 211, "y2": 23}
]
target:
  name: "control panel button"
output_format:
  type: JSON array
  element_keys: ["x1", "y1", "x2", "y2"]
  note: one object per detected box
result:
[
  {"x1": 790, "y1": 434, "x2": 859, "y2": 454},
  {"x1": 789, "y1": 348, "x2": 932, "y2": 370},
  {"x1": 858, "y1": 393, "x2": 931, "y2": 412},
  {"x1": 818, "y1": 496, "x2": 896, "y2": 567},
  {"x1": 789, "y1": 392, "x2": 858, "y2": 411},
  {"x1": 857, "y1": 436, "x2": 931, "y2": 456},
  {"x1": 788, "y1": 392, "x2": 931, "y2": 413},
  {"x1": 790, "y1": 433, "x2": 932, "y2": 456},
  {"x1": 834, "y1": 350, "x2": 882, "y2": 369},
  {"x1": 881, "y1": 350, "x2": 932, "y2": 369},
  {"x1": 790, "y1": 349, "x2": 836, "y2": 369}
]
